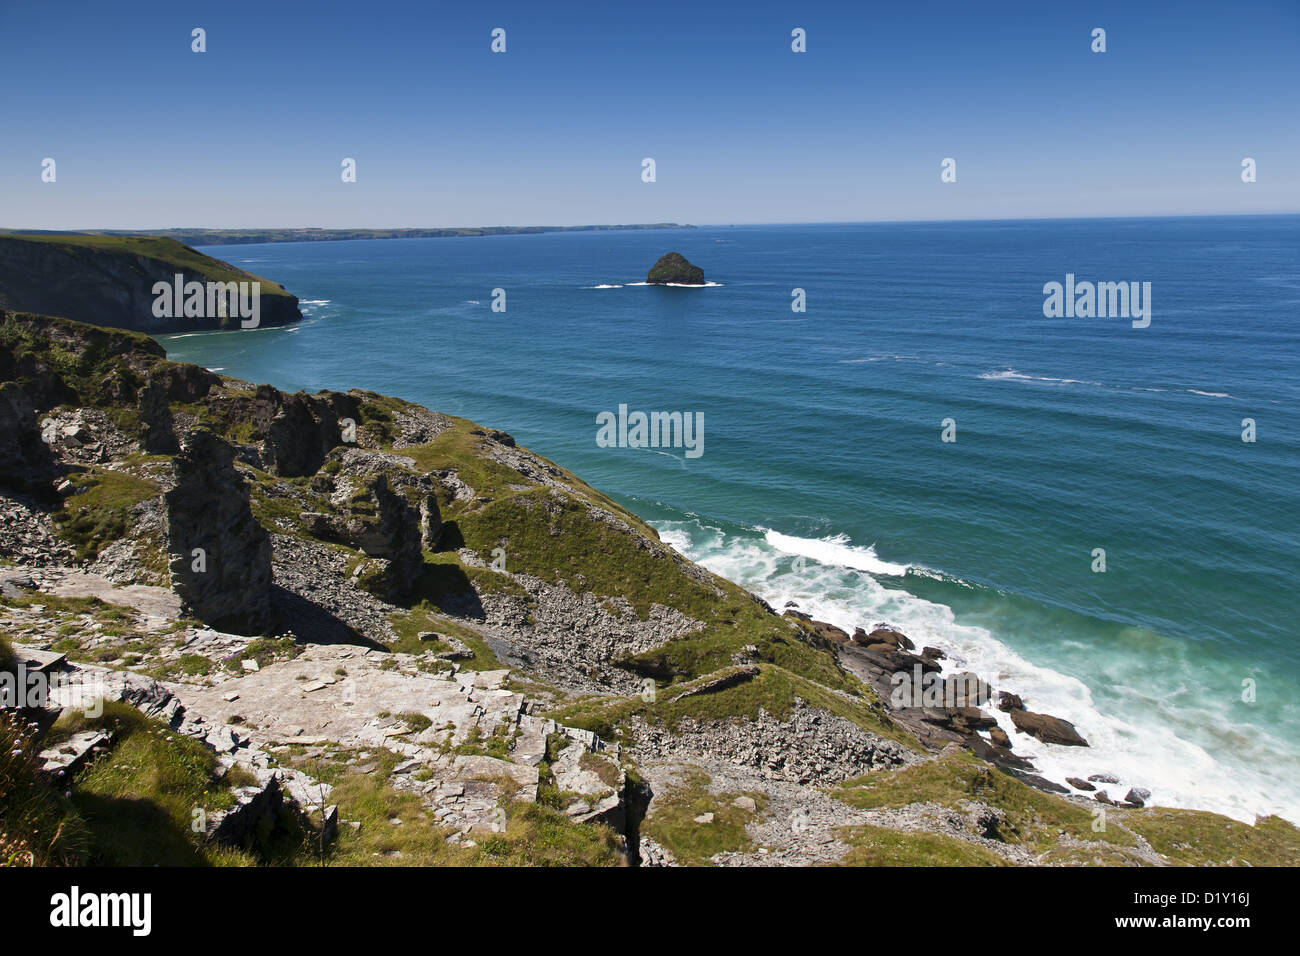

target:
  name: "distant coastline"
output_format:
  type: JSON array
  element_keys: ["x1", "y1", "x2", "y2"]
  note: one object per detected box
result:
[{"x1": 0, "y1": 223, "x2": 694, "y2": 247}]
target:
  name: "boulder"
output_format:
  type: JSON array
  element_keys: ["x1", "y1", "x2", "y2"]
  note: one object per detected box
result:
[
  {"x1": 1008, "y1": 709, "x2": 1089, "y2": 747},
  {"x1": 859, "y1": 643, "x2": 942, "y2": 674},
  {"x1": 996, "y1": 691, "x2": 1024, "y2": 712},
  {"x1": 1124, "y1": 787, "x2": 1151, "y2": 808},
  {"x1": 807, "y1": 619, "x2": 851, "y2": 644},
  {"x1": 920, "y1": 706, "x2": 997, "y2": 733},
  {"x1": 945, "y1": 672, "x2": 992, "y2": 708},
  {"x1": 865, "y1": 626, "x2": 915, "y2": 651},
  {"x1": 1066, "y1": 777, "x2": 1096, "y2": 792}
]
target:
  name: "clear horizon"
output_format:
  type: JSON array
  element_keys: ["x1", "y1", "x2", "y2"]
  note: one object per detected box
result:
[
  {"x1": 6, "y1": 211, "x2": 1300, "y2": 236},
  {"x1": 2, "y1": 0, "x2": 1297, "y2": 230}
]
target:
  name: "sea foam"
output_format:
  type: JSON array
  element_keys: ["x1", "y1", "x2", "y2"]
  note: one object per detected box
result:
[{"x1": 656, "y1": 517, "x2": 1300, "y2": 826}]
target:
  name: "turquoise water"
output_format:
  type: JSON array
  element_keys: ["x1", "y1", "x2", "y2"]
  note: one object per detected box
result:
[{"x1": 160, "y1": 217, "x2": 1300, "y2": 822}]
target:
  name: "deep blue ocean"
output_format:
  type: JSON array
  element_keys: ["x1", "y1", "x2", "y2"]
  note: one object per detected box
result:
[{"x1": 161, "y1": 217, "x2": 1300, "y2": 822}]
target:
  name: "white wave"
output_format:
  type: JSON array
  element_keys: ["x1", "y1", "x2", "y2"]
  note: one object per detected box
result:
[
  {"x1": 980, "y1": 368, "x2": 1103, "y2": 387},
  {"x1": 655, "y1": 517, "x2": 1300, "y2": 826},
  {"x1": 761, "y1": 528, "x2": 912, "y2": 577},
  {"x1": 625, "y1": 281, "x2": 725, "y2": 288},
  {"x1": 983, "y1": 369, "x2": 1241, "y2": 402},
  {"x1": 838, "y1": 354, "x2": 933, "y2": 365},
  {"x1": 299, "y1": 299, "x2": 332, "y2": 306},
  {"x1": 586, "y1": 284, "x2": 624, "y2": 289}
]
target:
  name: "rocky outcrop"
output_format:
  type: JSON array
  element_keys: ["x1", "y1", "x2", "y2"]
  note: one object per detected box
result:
[
  {"x1": 0, "y1": 309, "x2": 165, "y2": 410},
  {"x1": 250, "y1": 386, "x2": 355, "y2": 477},
  {"x1": 860, "y1": 625, "x2": 916, "y2": 651},
  {"x1": 341, "y1": 474, "x2": 425, "y2": 601},
  {"x1": 646, "y1": 252, "x2": 706, "y2": 285},
  {"x1": 667, "y1": 665, "x2": 760, "y2": 702},
  {"x1": 1008, "y1": 708, "x2": 1089, "y2": 747},
  {"x1": 163, "y1": 429, "x2": 272, "y2": 633},
  {"x1": 0, "y1": 381, "x2": 52, "y2": 483},
  {"x1": 783, "y1": 609, "x2": 852, "y2": 645},
  {"x1": 0, "y1": 235, "x2": 301, "y2": 333},
  {"x1": 137, "y1": 362, "x2": 221, "y2": 454}
]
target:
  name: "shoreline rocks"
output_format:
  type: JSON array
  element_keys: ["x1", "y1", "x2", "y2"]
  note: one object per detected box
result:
[{"x1": 1007, "y1": 708, "x2": 1089, "y2": 747}]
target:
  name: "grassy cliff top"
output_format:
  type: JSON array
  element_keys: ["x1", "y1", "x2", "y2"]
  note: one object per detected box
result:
[{"x1": 0, "y1": 233, "x2": 293, "y2": 299}]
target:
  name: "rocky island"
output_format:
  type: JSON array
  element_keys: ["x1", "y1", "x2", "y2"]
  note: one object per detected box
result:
[
  {"x1": 2, "y1": 303, "x2": 1297, "y2": 868},
  {"x1": 646, "y1": 251, "x2": 707, "y2": 286}
]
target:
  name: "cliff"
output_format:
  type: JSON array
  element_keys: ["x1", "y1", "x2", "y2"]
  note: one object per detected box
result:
[
  {"x1": 0, "y1": 235, "x2": 301, "y2": 333},
  {"x1": 2, "y1": 308, "x2": 1297, "y2": 868}
]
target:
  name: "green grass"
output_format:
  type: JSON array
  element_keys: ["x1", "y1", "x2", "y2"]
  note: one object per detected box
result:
[
  {"x1": 832, "y1": 748, "x2": 1136, "y2": 856},
  {"x1": 828, "y1": 746, "x2": 1300, "y2": 866},
  {"x1": 0, "y1": 312, "x2": 161, "y2": 428},
  {"x1": 38, "y1": 702, "x2": 298, "y2": 866},
  {"x1": 640, "y1": 767, "x2": 763, "y2": 866},
  {"x1": 1, "y1": 592, "x2": 139, "y2": 629},
  {"x1": 1123, "y1": 809, "x2": 1300, "y2": 867},
  {"x1": 0, "y1": 594, "x2": 198, "y2": 674},
  {"x1": 548, "y1": 663, "x2": 918, "y2": 751},
  {"x1": 53, "y1": 467, "x2": 160, "y2": 561},
  {"x1": 1, "y1": 707, "x2": 89, "y2": 866},
  {"x1": 0, "y1": 234, "x2": 293, "y2": 298},
  {"x1": 440, "y1": 478, "x2": 859, "y2": 690},
  {"x1": 835, "y1": 825, "x2": 1010, "y2": 866},
  {"x1": 396, "y1": 711, "x2": 432, "y2": 733},
  {"x1": 411, "y1": 550, "x2": 532, "y2": 606},
  {"x1": 387, "y1": 605, "x2": 501, "y2": 671},
  {"x1": 315, "y1": 750, "x2": 624, "y2": 867},
  {"x1": 227, "y1": 635, "x2": 301, "y2": 672}
]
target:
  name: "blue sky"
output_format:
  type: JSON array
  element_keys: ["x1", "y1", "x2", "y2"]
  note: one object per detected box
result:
[{"x1": 1, "y1": 0, "x2": 1297, "y2": 228}]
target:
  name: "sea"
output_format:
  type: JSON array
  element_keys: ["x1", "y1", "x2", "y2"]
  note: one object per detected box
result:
[{"x1": 159, "y1": 216, "x2": 1300, "y2": 824}]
